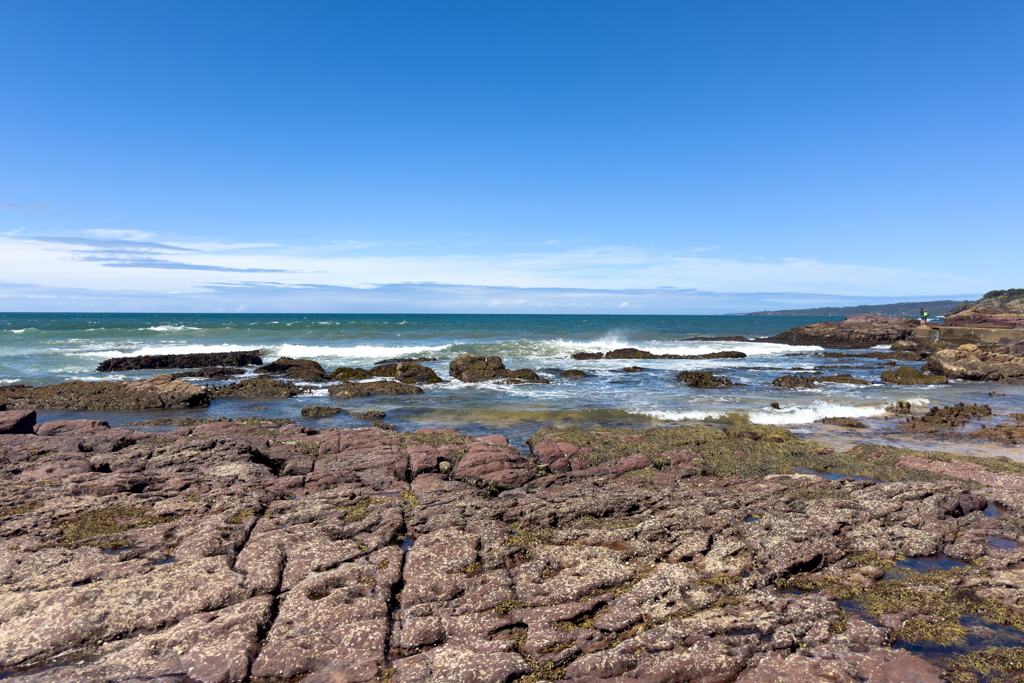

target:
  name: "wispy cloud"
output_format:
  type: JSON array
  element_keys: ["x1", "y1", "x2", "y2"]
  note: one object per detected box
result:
[
  {"x1": 0, "y1": 202, "x2": 52, "y2": 212},
  {"x1": 7, "y1": 233, "x2": 197, "y2": 252}
]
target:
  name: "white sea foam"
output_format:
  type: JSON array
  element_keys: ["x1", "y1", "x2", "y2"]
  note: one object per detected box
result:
[
  {"x1": 459, "y1": 338, "x2": 821, "y2": 360},
  {"x1": 71, "y1": 343, "x2": 262, "y2": 359},
  {"x1": 636, "y1": 398, "x2": 929, "y2": 426},
  {"x1": 271, "y1": 344, "x2": 450, "y2": 360},
  {"x1": 140, "y1": 325, "x2": 202, "y2": 332}
]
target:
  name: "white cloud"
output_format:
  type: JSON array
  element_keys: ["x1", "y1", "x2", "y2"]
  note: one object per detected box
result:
[{"x1": 0, "y1": 231, "x2": 991, "y2": 300}]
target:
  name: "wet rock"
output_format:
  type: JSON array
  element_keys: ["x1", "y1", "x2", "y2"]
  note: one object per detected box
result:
[
  {"x1": 351, "y1": 410, "x2": 386, "y2": 420},
  {"x1": 570, "y1": 352, "x2": 604, "y2": 360},
  {"x1": 621, "y1": 366, "x2": 644, "y2": 373},
  {"x1": 448, "y1": 355, "x2": 548, "y2": 384},
  {"x1": 888, "y1": 400, "x2": 914, "y2": 415},
  {"x1": 772, "y1": 374, "x2": 870, "y2": 388},
  {"x1": 561, "y1": 370, "x2": 588, "y2": 378},
  {"x1": 96, "y1": 350, "x2": 262, "y2": 372},
  {"x1": 301, "y1": 405, "x2": 343, "y2": 418},
  {"x1": 0, "y1": 409, "x2": 35, "y2": 434},
  {"x1": 256, "y1": 357, "x2": 329, "y2": 382},
  {"x1": 171, "y1": 366, "x2": 247, "y2": 380},
  {"x1": 677, "y1": 371, "x2": 733, "y2": 387},
  {"x1": 332, "y1": 363, "x2": 441, "y2": 384},
  {"x1": 764, "y1": 314, "x2": 918, "y2": 348},
  {"x1": 926, "y1": 345, "x2": 1024, "y2": 382},
  {"x1": 395, "y1": 362, "x2": 442, "y2": 384},
  {"x1": 374, "y1": 357, "x2": 437, "y2": 365},
  {"x1": 817, "y1": 417, "x2": 867, "y2": 428},
  {"x1": 209, "y1": 376, "x2": 302, "y2": 399},
  {"x1": 328, "y1": 381, "x2": 424, "y2": 398},
  {"x1": 881, "y1": 365, "x2": 948, "y2": 385},
  {"x1": 604, "y1": 347, "x2": 658, "y2": 359},
  {"x1": 0, "y1": 375, "x2": 210, "y2": 410}
]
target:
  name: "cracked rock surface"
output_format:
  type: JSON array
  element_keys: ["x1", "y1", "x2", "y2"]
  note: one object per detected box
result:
[{"x1": 2, "y1": 417, "x2": 1024, "y2": 681}]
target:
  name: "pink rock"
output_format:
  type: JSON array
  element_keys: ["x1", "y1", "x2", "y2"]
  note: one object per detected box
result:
[
  {"x1": 479, "y1": 434, "x2": 508, "y2": 445},
  {"x1": 0, "y1": 410, "x2": 35, "y2": 434},
  {"x1": 605, "y1": 453, "x2": 651, "y2": 477}
]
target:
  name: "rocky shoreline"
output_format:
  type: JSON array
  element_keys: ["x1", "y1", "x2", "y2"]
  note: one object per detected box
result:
[
  {"x1": 2, "y1": 413, "x2": 1024, "y2": 681},
  {"x1": 0, "y1": 314, "x2": 1023, "y2": 681}
]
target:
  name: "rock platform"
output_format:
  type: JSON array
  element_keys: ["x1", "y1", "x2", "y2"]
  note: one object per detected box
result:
[{"x1": 2, "y1": 419, "x2": 1024, "y2": 681}]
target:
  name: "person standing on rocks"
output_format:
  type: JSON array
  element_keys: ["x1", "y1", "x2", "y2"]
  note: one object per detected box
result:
[{"x1": 920, "y1": 307, "x2": 929, "y2": 326}]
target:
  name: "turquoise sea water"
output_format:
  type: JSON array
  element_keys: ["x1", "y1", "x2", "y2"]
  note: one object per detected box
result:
[{"x1": 2, "y1": 313, "x2": 1022, "y2": 453}]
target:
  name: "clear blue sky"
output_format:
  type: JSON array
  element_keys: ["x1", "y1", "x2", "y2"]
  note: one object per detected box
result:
[{"x1": 1, "y1": 1, "x2": 1020, "y2": 312}]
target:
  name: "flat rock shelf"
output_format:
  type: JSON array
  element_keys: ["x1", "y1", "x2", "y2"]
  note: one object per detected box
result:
[{"x1": 2, "y1": 416, "x2": 1024, "y2": 681}]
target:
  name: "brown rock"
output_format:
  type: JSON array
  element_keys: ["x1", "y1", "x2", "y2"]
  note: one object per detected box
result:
[
  {"x1": 210, "y1": 376, "x2": 301, "y2": 399},
  {"x1": 256, "y1": 357, "x2": 329, "y2": 381},
  {"x1": 926, "y1": 346, "x2": 1024, "y2": 381},
  {"x1": 764, "y1": 314, "x2": 917, "y2": 348},
  {"x1": 448, "y1": 355, "x2": 547, "y2": 383},
  {"x1": 0, "y1": 409, "x2": 35, "y2": 434},
  {"x1": 97, "y1": 350, "x2": 262, "y2": 372},
  {"x1": 328, "y1": 381, "x2": 424, "y2": 398},
  {"x1": 0, "y1": 374, "x2": 210, "y2": 410}
]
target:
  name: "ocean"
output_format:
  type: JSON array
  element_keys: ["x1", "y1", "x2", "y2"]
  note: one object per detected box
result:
[{"x1": 3, "y1": 312, "x2": 1022, "y2": 455}]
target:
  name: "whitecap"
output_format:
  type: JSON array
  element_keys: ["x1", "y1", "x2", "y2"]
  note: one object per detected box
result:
[
  {"x1": 271, "y1": 343, "x2": 449, "y2": 360},
  {"x1": 635, "y1": 399, "x2": 925, "y2": 426}
]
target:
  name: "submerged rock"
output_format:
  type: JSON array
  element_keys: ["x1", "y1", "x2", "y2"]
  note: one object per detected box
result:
[
  {"x1": 881, "y1": 365, "x2": 948, "y2": 385},
  {"x1": 676, "y1": 371, "x2": 733, "y2": 388},
  {"x1": 209, "y1": 376, "x2": 302, "y2": 399},
  {"x1": 97, "y1": 350, "x2": 262, "y2": 372},
  {"x1": 171, "y1": 366, "x2": 246, "y2": 381},
  {"x1": 351, "y1": 410, "x2": 386, "y2": 420},
  {"x1": 560, "y1": 369, "x2": 588, "y2": 378},
  {"x1": 448, "y1": 355, "x2": 548, "y2": 383},
  {"x1": 772, "y1": 374, "x2": 870, "y2": 388},
  {"x1": 0, "y1": 374, "x2": 210, "y2": 410},
  {"x1": 300, "y1": 405, "x2": 342, "y2": 418},
  {"x1": 817, "y1": 417, "x2": 868, "y2": 428},
  {"x1": 328, "y1": 380, "x2": 424, "y2": 398}
]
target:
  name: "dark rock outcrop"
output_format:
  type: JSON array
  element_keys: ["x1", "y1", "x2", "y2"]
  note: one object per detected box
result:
[
  {"x1": 764, "y1": 314, "x2": 917, "y2": 348},
  {"x1": 373, "y1": 357, "x2": 437, "y2": 365},
  {"x1": 817, "y1": 417, "x2": 867, "y2": 428},
  {"x1": 328, "y1": 381, "x2": 424, "y2": 398},
  {"x1": 570, "y1": 352, "x2": 604, "y2": 360},
  {"x1": 772, "y1": 374, "x2": 870, "y2": 389},
  {"x1": 561, "y1": 370, "x2": 588, "y2": 378},
  {"x1": 300, "y1": 405, "x2": 342, "y2": 418},
  {"x1": 171, "y1": 367, "x2": 246, "y2": 381},
  {"x1": 448, "y1": 355, "x2": 548, "y2": 384},
  {"x1": 256, "y1": 357, "x2": 329, "y2": 382},
  {"x1": 209, "y1": 377, "x2": 302, "y2": 399},
  {"x1": 677, "y1": 371, "x2": 733, "y2": 388},
  {"x1": 351, "y1": 410, "x2": 385, "y2": 420},
  {"x1": 881, "y1": 365, "x2": 949, "y2": 385},
  {"x1": 0, "y1": 375, "x2": 210, "y2": 410},
  {"x1": 97, "y1": 350, "x2": 262, "y2": 372},
  {"x1": 926, "y1": 345, "x2": 1024, "y2": 382},
  {"x1": 332, "y1": 362, "x2": 441, "y2": 384}
]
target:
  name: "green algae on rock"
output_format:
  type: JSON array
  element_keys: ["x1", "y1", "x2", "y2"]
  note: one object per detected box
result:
[{"x1": 881, "y1": 365, "x2": 949, "y2": 385}]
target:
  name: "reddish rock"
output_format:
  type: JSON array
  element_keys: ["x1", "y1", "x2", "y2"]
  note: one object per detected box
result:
[{"x1": 0, "y1": 409, "x2": 35, "y2": 434}]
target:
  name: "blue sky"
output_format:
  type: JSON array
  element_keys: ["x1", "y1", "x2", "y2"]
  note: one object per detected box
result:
[{"x1": 1, "y1": 1, "x2": 1020, "y2": 313}]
